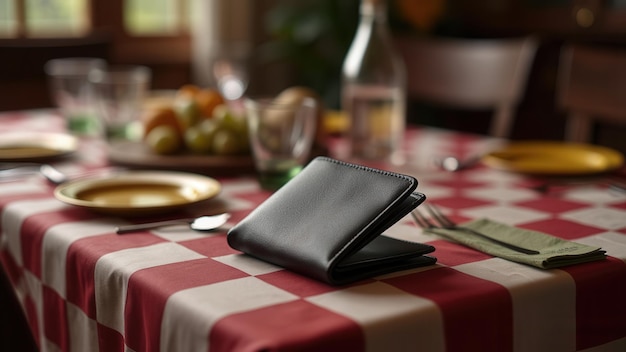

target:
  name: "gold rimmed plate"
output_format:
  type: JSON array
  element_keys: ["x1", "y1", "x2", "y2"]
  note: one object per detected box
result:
[
  {"x1": 54, "y1": 171, "x2": 221, "y2": 216},
  {"x1": 0, "y1": 132, "x2": 78, "y2": 162},
  {"x1": 482, "y1": 141, "x2": 624, "y2": 175}
]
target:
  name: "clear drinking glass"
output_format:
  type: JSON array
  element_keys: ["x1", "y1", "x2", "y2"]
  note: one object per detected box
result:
[
  {"x1": 244, "y1": 97, "x2": 318, "y2": 191},
  {"x1": 44, "y1": 57, "x2": 107, "y2": 135},
  {"x1": 88, "y1": 65, "x2": 151, "y2": 143}
]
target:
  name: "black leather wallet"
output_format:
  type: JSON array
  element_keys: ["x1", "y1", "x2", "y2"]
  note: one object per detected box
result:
[{"x1": 227, "y1": 157, "x2": 436, "y2": 285}]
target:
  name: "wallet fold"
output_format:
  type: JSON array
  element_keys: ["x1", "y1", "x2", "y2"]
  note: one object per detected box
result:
[{"x1": 227, "y1": 157, "x2": 436, "y2": 285}]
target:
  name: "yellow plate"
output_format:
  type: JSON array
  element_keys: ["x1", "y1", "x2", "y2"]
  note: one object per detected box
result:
[
  {"x1": 482, "y1": 141, "x2": 624, "y2": 175},
  {"x1": 54, "y1": 171, "x2": 221, "y2": 216},
  {"x1": 323, "y1": 109, "x2": 349, "y2": 134},
  {"x1": 0, "y1": 132, "x2": 78, "y2": 162}
]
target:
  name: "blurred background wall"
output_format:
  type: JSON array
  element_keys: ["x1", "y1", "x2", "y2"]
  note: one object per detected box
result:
[{"x1": 1, "y1": 0, "x2": 625, "y2": 148}]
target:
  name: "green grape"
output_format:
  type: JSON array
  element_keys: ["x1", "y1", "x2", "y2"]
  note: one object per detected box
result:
[
  {"x1": 212, "y1": 129, "x2": 242, "y2": 155},
  {"x1": 184, "y1": 124, "x2": 214, "y2": 154},
  {"x1": 146, "y1": 125, "x2": 181, "y2": 154},
  {"x1": 199, "y1": 118, "x2": 220, "y2": 135},
  {"x1": 211, "y1": 104, "x2": 230, "y2": 121},
  {"x1": 216, "y1": 110, "x2": 238, "y2": 131},
  {"x1": 174, "y1": 98, "x2": 200, "y2": 130},
  {"x1": 212, "y1": 105, "x2": 250, "y2": 154}
]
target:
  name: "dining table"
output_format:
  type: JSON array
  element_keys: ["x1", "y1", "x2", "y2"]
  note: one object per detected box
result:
[{"x1": 1, "y1": 108, "x2": 626, "y2": 352}]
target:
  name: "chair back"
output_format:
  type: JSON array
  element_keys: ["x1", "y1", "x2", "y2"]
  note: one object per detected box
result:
[
  {"x1": 557, "y1": 43, "x2": 626, "y2": 143},
  {"x1": 397, "y1": 36, "x2": 538, "y2": 138}
]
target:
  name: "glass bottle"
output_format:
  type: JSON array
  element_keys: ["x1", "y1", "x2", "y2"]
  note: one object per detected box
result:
[{"x1": 341, "y1": 0, "x2": 406, "y2": 162}]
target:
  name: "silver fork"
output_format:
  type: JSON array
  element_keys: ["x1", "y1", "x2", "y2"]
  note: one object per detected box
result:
[{"x1": 411, "y1": 204, "x2": 539, "y2": 255}]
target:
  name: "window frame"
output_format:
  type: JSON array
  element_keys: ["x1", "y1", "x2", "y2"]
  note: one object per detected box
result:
[
  {"x1": 90, "y1": 0, "x2": 191, "y2": 65},
  {"x1": 3, "y1": 0, "x2": 192, "y2": 65}
]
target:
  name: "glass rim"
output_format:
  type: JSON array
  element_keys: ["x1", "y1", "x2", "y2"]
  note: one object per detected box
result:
[
  {"x1": 44, "y1": 57, "x2": 107, "y2": 77},
  {"x1": 88, "y1": 65, "x2": 152, "y2": 85}
]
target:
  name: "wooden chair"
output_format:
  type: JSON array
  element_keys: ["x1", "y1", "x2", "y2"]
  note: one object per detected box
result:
[
  {"x1": 557, "y1": 43, "x2": 626, "y2": 143},
  {"x1": 396, "y1": 36, "x2": 538, "y2": 138}
]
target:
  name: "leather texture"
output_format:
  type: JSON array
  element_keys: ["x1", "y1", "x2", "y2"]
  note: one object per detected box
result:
[{"x1": 227, "y1": 157, "x2": 436, "y2": 285}]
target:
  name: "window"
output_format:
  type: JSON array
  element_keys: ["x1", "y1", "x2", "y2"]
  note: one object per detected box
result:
[
  {"x1": 0, "y1": 0, "x2": 259, "y2": 90},
  {"x1": 0, "y1": 0, "x2": 192, "y2": 38},
  {"x1": 0, "y1": 0, "x2": 17, "y2": 36},
  {"x1": 0, "y1": 0, "x2": 89, "y2": 37},
  {"x1": 0, "y1": 0, "x2": 200, "y2": 92},
  {"x1": 124, "y1": 0, "x2": 191, "y2": 36},
  {"x1": 26, "y1": 0, "x2": 89, "y2": 37}
]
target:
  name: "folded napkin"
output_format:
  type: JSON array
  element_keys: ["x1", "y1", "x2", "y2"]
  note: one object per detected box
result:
[{"x1": 426, "y1": 218, "x2": 606, "y2": 269}]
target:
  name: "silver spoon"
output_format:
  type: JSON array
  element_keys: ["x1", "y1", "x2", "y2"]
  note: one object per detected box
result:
[
  {"x1": 41, "y1": 165, "x2": 125, "y2": 185},
  {"x1": 115, "y1": 213, "x2": 231, "y2": 234},
  {"x1": 0, "y1": 164, "x2": 70, "y2": 184},
  {"x1": 40, "y1": 164, "x2": 69, "y2": 184}
]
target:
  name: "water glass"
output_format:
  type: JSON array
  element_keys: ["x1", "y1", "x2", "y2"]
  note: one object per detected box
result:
[
  {"x1": 244, "y1": 97, "x2": 318, "y2": 191},
  {"x1": 88, "y1": 65, "x2": 151, "y2": 142},
  {"x1": 44, "y1": 57, "x2": 106, "y2": 135}
]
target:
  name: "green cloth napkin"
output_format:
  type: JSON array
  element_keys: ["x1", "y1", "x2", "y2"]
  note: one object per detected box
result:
[{"x1": 426, "y1": 218, "x2": 606, "y2": 269}]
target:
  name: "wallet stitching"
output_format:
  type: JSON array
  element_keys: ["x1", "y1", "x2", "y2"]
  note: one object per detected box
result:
[{"x1": 318, "y1": 156, "x2": 416, "y2": 186}]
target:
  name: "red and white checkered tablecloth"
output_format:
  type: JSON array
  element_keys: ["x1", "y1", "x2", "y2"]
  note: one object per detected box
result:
[{"x1": 1, "y1": 111, "x2": 626, "y2": 352}]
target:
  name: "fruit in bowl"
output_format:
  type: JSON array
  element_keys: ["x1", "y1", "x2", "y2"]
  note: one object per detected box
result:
[
  {"x1": 142, "y1": 85, "x2": 249, "y2": 156},
  {"x1": 142, "y1": 85, "x2": 328, "y2": 157}
]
